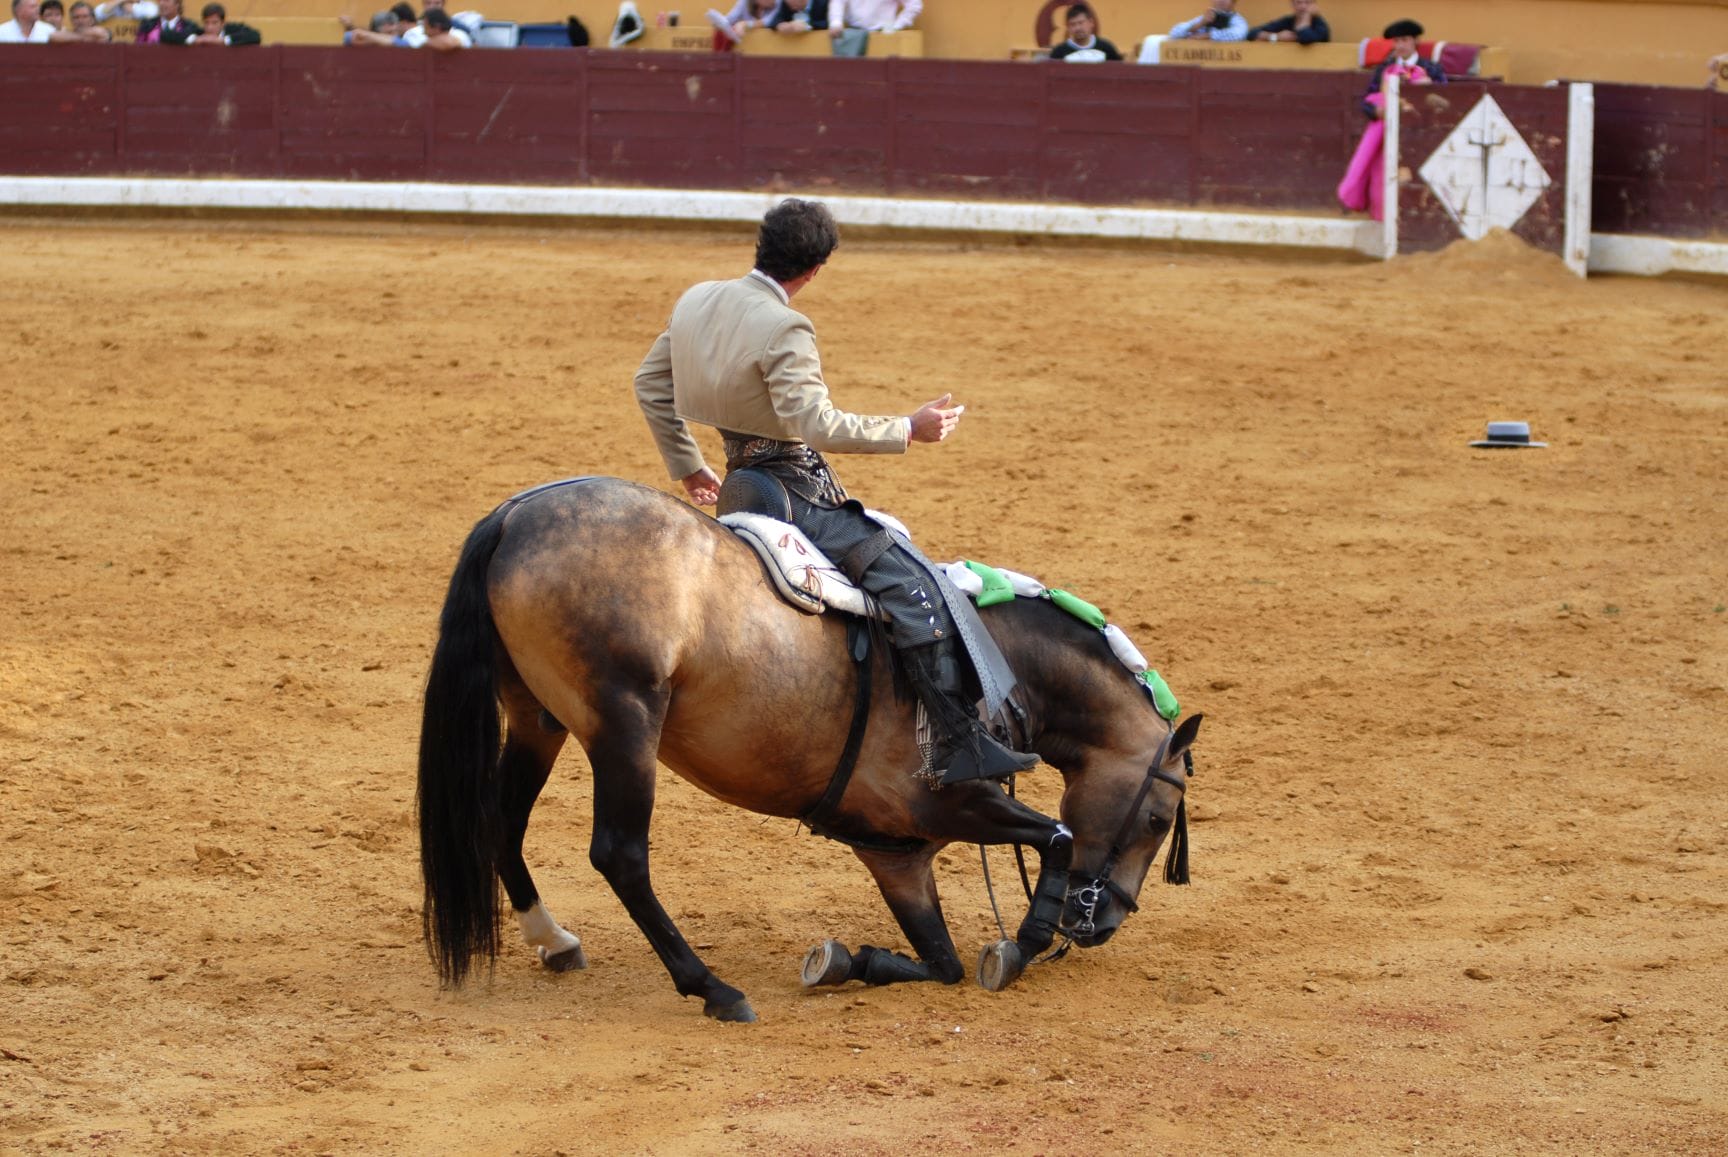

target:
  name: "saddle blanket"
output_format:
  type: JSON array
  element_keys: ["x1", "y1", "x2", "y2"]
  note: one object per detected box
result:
[{"x1": 721, "y1": 510, "x2": 908, "y2": 618}]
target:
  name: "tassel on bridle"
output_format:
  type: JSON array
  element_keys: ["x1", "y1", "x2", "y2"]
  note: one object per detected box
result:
[
  {"x1": 1163, "y1": 748, "x2": 1195, "y2": 886},
  {"x1": 1163, "y1": 796, "x2": 1189, "y2": 886}
]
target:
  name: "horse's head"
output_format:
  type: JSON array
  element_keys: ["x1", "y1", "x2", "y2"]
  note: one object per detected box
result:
[
  {"x1": 995, "y1": 598, "x2": 1205, "y2": 948},
  {"x1": 1054, "y1": 711, "x2": 1201, "y2": 946}
]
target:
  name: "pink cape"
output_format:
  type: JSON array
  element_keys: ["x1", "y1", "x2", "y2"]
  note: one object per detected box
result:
[{"x1": 1337, "y1": 117, "x2": 1386, "y2": 219}]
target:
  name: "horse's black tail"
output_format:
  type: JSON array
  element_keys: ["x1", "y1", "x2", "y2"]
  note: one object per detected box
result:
[{"x1": 417, "y1": 504, "x2": 511, "y2": 988}]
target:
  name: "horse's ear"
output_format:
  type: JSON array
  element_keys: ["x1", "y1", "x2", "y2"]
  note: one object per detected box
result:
[{"x1": 1166, "y1": 713, "x2": 1203, "y2": 763}]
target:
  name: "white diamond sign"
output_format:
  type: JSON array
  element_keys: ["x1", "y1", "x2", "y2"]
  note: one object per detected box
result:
[{"x1": 1418, "y1": 94, "x2": 1552, "y2": 241}]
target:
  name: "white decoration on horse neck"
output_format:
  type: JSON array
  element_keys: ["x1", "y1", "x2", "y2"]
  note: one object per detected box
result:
[{"x1": 945, "y1": 562, "x2": 1150, "y2": 678}]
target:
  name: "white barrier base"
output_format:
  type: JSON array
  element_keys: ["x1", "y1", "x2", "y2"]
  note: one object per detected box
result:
[
  {"x1": 0, "y1": 176, "x2": 1383, "y2": 256},
  {"x1": 1588, "y1": 233, "x2": 1728, "y2": 278},
  {"x1": 5, "y1": 177, "x2": 1721, "y2": 277}
]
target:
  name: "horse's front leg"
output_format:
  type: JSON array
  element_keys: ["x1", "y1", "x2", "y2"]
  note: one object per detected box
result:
[
  {"x1": 801, "y1": 845, "x2": 966, "y2": 988},
  {"x1": 915, "y1": 783, "x2": 1074, "y2": 989},
  {"x1": 585, "y1": 704, "x2": 755, "y2": 1023}
]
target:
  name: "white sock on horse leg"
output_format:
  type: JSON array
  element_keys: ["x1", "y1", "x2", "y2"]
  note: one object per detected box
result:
[{"x1": 517, "y1": 901, "x2": 582, "y2": 961}]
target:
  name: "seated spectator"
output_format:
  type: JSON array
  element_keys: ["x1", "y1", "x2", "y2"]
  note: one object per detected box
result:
[
  {"x1": 1171, "y1": 0, "x2": 1246, "y2": 42},
  {"x1": 765, "y1": 0, "x2": 839, "y2": 40},
  {"x1": 1249, "y1": 0, "x2": 1327, "y2": 43},
  {"x1": 0, "y1": 0, "x2": 55, "y2": 40},
  {"x1": 63, "y1": 0, "x2": 112, "y2": 38},
  {"x1": 836, "y1": 0, "x2": 918, "y2": 32},
  {"x1": 401, "y1": 0, "x2": 470, "y2": 46},
  {"x1": 1048, "y1": 2, "x2": 1120, "y2": 61},
  {"x1": 705, "y1": 0, "x2": 775, "y2": 44},
  {"x1": 340, "y1": 7, "x2": 408, "y2": 44},
  {"x1": 93, "y1": 0, "x2": 156, "y2": 22},
  {"x1": 1709, "y1": 51, "x2": 1727, "y2": 90},
  {"x1": 192, "y1": 1, "x2": 256, "y2": 42},
  {"x1": 136, "y1": 0, "x2": 199, "y2": 42},
  {"x1": 44, "y1": 0, "x2": 108, "y2": 38},
  {"x1": 830, "y1": 0, "x2": 918, "y2": 55},
  {"x1": 1363, "y1": 18, "x2": 1443, "y2": 116},
  {"x1": 410, "y1": 6, "x2": 466, "y2": 49}
]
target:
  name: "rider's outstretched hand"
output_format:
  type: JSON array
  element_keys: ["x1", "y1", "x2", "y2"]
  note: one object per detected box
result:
[{"x1": 909, "y1": 393, "x2": 965, "y2": 444}]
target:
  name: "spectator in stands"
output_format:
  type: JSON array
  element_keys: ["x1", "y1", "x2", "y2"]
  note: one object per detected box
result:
[
  {"x1": 0, "y1": 0, "x2": 55, "y2": 41},
  {"x1": 1708, "y1": 51, "x2": 1727, "y2": 90},
  {"x1": 402, "y1": 0, "x2": 471, "y2": 46},
  {"x1": 1362, "y1": 18, "x2": 1443, "y2": 116},
  {"x1": 1048, "y1": 3, "x2": 1120, "y2": 61},
  {"x1": 93, "y1": 0, "x2": 157, "y2": 23},
  {"x1": 831, "y1": 0, "x2": 918, "y2": 55},
  {"x1": 136, "y1": 0, "x2": 199, "y2": 42},
  {"x1": 408, "y1": 6, "x2": 466, "y2": 48},
  {"x1": 836, "y1": 0, "x2": 918, "y2": 32},
  {"x1": 64, "y1": 0, "x2": 112, "y2": 37},
  {"x1": 705, "y1": 0, "x2": 776, "y2": 44},
  {"x1": 340, "y1": 7, "x2": 408, "y2": 44},
  {"x1": 1171, "y1": 0, "x2": 1246, "y2": 42},
  {"x1": 191, "y1": 1, "x2": 257, "y2": 42},
  {"x1": 1249, "y1": 0, "x2": 1327, "y2": 43},
  {"x1": 43, "y1": 0, "x2": 106, "y2": 38},
  {"x1": 766, "y1": 0, "x2": 840, "y2": 41}
]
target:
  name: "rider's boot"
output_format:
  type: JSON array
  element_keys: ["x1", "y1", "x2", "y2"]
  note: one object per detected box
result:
[{"x1": 902, "y1": 637, "x2": 1036, "y2": 785}]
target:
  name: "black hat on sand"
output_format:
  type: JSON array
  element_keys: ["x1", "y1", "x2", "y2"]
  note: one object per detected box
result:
[
  {"x1": 1470, "y1": 421, "x2": 1547, "y2": 449},
  {"x1": 1383, "y1": 18, "x2": 1424, "y2": 38}
]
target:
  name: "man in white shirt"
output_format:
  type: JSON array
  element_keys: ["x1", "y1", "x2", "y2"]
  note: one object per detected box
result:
[
  {"x1": 833, "y1": 0, "x2": 917, "y2": 33},
  {"x1": 400, "y1": 0, "x2": 471, "y2": 46},
  {"x1": 0, "y1": 0, "x2": 56, "y2": 41}
]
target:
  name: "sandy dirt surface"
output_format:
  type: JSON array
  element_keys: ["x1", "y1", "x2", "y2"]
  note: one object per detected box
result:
[{"x1": 3, "y1": 219, "x2": 1726, "y2": 1155}]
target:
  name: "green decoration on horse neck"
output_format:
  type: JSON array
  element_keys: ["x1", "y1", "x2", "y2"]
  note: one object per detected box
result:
[
  {"x1": 1047, "y1": 588, "x2": 1105, "y2": 629},
  {"x1": 961, "y1": 559, "x2": 1016, "y2": 607},
  {"x1": 1138, "y1": 669, "x2": 1180, "y2": 721}
]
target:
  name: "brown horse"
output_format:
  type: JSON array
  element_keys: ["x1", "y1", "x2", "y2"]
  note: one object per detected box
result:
[{"x1": 418, "y1": 477, "x2": 1201, "y2": 1021}]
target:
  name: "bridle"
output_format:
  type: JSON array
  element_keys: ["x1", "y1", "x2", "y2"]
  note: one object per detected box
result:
[
  {"x1": 984, "y1": 722, "x2": 1195, "y2": 955},
  {"x1": 1061, "y1": 728, "x2": 1191, "y2": 939}
]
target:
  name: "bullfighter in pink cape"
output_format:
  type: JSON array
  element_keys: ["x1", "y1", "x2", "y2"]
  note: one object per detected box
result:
[{"x1": 1338, "y1": 19, "x2": 1447, "y2": 219}]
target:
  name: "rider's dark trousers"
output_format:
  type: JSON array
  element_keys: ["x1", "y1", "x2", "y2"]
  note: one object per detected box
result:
[{"x1": 789, "y1": 494, "x2": 954, "y2": 650}]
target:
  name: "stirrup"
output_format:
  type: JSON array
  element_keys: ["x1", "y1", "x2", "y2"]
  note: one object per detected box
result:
[{"x1": 935, "y1": 729, "x2": 1037, "y2": 785}]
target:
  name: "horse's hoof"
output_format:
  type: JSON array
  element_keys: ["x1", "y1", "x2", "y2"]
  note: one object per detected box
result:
[
  {"x1": 801, "y1": 939, "x2": 853, "y2": 988},
  {"x1": 540, "y1": 944, "x2": 587, "y2": 972},
  {"x1": 705, "y1": 997, "x2": 758, "y2": 1023},
  {"x1": 977, "y1": 940, "x2": 1026, "y2": 992}
]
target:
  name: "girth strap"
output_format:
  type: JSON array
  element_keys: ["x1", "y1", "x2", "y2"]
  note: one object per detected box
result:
[{"x1": 801, "y1": 621, "x2": 924, "y2": 854}]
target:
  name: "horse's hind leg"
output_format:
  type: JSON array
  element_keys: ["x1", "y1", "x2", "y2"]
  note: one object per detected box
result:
[
  {"x1": 497, "y1": 687, "x2": 585, "y2": 972},
  {"x1": 585, "y1": 692, "x2": 756, "y2": 1023},
  {"x1": 802, "y1": 847, "x2": 965, "y2": 988}
]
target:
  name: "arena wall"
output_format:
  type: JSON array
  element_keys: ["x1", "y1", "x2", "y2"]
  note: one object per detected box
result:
[{"x1": 3, "y1": 46, "x2": 1723, "y2": 245}]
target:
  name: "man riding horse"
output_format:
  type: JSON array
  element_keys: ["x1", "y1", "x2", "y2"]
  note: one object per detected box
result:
[{"x1": 633, "y1": 198, "x2": 1035, "y2": 785}]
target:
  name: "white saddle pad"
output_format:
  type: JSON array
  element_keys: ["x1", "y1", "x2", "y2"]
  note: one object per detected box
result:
[{"x1": 721, "y1": 513, "x2": 876, "y2": 617}]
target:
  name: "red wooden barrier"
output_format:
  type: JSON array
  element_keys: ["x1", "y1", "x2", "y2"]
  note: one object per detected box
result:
[
  {"x1": 0, "y1": 45, "x2": 1366, "y2": 212},
  {"x1": 1592, "y1": 84, "x2": 1726, "y2": 238},
  {"x1": 2, "y1": 45, "x2": 1721, "y2": 240}
]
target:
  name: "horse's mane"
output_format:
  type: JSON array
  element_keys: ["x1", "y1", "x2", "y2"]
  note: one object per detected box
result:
[{"x1": 981, "y1": 595, "x2": 1151, "y2": 765}]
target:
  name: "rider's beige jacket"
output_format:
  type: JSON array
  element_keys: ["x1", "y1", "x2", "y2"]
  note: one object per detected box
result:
[{"x1": 634, "y1": 272, "x2": 912, "y2": 481}]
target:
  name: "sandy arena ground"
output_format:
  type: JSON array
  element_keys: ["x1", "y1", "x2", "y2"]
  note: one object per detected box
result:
[{"x1": 2, "y1": 218, "x2": 1725, "y2": 1154}]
